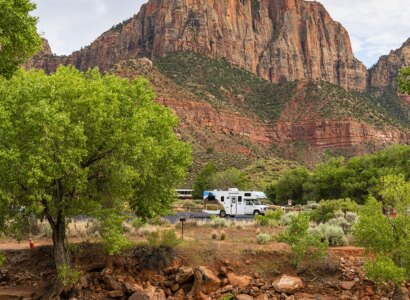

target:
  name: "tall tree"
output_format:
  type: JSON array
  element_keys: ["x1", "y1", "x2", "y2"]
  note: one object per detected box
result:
[
  {"x1": 192, "y1": 162, "x2": 216, "y2": 199},
  {"x1": 209, "y1": 168, "x2": 249, "y2": 190},
  {"x1": 0, "y1": 0, "x2": 41, "y2": 78},
  {"x1": 0, "y1": 67, "x2": 191, "y2": 297}
]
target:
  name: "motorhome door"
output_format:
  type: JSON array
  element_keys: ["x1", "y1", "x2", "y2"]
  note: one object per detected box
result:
[{"x1": 230, "y1": 197, "x2": 237, "y2": 215}]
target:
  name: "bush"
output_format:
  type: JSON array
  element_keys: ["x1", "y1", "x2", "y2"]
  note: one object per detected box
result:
[
  {"x1": 310, "y1": 199, "x2": 359, "y2": 223},
  {"x1": 279, "y1": 212, "x2": 299, "y2": 226},
  {"x1": 220, "y1": 230, "x2": 226, "y2": 240},
  {"x1": 0, "y1": 252, "x2": 6, "y2": 267},
  {"x1": 100, "y1": 212, "x2": 132, "y2": 255},
  {"x1": 211, "y1": 231, "x2": 218, "y2": 240},
  {"x1": 309, "y1": 223, "x2": 348, "y2": 246},
  {"x1": 278, "y1": 213, "x2": 328, "y2": 265},
  {"x1": 256, "y1": 209, "x2": 283, "y2": 227},
  {"x1": 256, "y1": 233, "x2": 271, "y2": 244},
  {"x1": 210, "y1": 217, "x2": 229, "y2": 228},
  {"x1": 131, "y1": 217, "x2": 145, "y2": 229},
  {"x1": 57, "y1": 264, "x2": 82, "y2": 287},
  {"x1": 148, "y1": 230, "x2": 181, "y2": 248},
  {"x1": 365, "y1": 256, "x2": 406, "y2": 285}
]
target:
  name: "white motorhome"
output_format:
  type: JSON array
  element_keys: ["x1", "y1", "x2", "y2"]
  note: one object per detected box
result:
[{"x1": 202, "y1": 188, "x2": 269, "y2": 217}]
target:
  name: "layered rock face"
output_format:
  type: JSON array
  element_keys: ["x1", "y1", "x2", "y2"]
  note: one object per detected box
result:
[
  {"x1": 369, "y1": 38, "x2": 410, "y2": 89},
  {"x1": 31, "y1": 0, "x2": 367, "y2": 91}
]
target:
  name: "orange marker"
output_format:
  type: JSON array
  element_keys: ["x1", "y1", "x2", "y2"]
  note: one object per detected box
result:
[{"x1": 29, "y1": 239, "x2": 35, "y2": 249}]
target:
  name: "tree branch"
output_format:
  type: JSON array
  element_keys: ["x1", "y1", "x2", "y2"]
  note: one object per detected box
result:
[{"x1": 81, "y1": 149, "x2": 113, "y2": 169}]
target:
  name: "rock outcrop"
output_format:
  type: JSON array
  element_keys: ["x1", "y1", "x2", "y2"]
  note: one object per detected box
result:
[
  {"x1": 30, "y1": 0, "x2": 367, "y2": 91},
  {"x1": 368, "y1": 38, "x2": 410, "y2": 90}
]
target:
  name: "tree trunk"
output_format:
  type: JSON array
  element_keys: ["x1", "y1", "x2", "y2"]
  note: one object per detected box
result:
[{"x1": 42, "y1": 214, "x2": 68, "y2": 300}]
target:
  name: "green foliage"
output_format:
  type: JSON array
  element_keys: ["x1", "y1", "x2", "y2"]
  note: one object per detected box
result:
[
  {"x1": 256, "y1": 233, "x2": 271, "y2": 244},
  {"x1": 256, "y1": 209, "x2": 283, "y2": 227},
  {"x1": 57, "y1": 264, "x2": 82, "y2": 287},
  {"x1": 193, "y1": 162, "x2": 216, "y2": 199},
  {"x1": 100, "y1": 212, "x2": 132, "y2": 255},
  {"x1": 269, "y1": 167, "x2": 310, "y2": 204},
  {"x1": 310, "y1": 199, "x2": 359, "y2": 223},
  {"x1": 209, "y1": 168, "x2": 249, "y2": 190},
  {"x1": 365, "y1": 256, "x2": 406, "y2": 285},
  {"x1": 0, "y1": 251, "x2": 6, "y2": 267},
  {"x1": 278, "y1": 213, "x2": 328, "y2": 265},
  {"x1": 0, "y1": 0, "x2": 41, "y2": 78},
  {"x1": 398, "y1": 67, "x2": 410, "y2": 95},
  {"x1": 219, "y1": 293, "x2": 234, "y2": 300},
  {"x1": 0, "y1": 66, "x2": 191, "y2": 269},
  {"x1": 147, "y1": 230, "x2": 181, "y2": 248},
  {"x1": 309, "y1": 223, "x2": 348, "y2": 246},
  {"x1": 210, "y1": 217, "x2": 229, "y2": 228},
  {"x1": 353, "y1": 176, "x2": 410, "y2": 285},
  {"x1": 269, "y1": 145, "x2": 410, "y2": 204}
]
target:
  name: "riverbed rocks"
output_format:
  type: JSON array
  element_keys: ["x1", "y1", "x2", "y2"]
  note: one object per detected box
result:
[{"x1": 272, "y1": 275, "x2": 304, "y2": 294}]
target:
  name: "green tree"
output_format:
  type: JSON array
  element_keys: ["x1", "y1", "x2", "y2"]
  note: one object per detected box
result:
[
  {"x1": 0, "y1": 0, "x2": 41, "y2": 78},
  {"x1": 274, "y1": 167, "x2": 310, "y2": 205},
  {"x1": 353, "y1": 175, "x2": 410, "y2": 294},
  {"x1": 0, "y1": 67, "x2": 191, "y2": 297},
  {"x1": 192, "y1": 162, "x2": 216, "y2": 199},
  {"x1": 209, "y1": 168, "x2": 249, "y2": 190},
  {"x1": 398, "y1": 67, "x2": 410, "y2": 94}
]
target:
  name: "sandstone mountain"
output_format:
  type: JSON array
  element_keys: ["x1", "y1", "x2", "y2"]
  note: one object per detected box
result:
[
  {"x1": 29, "y1": 0, "x2": 368, "y2": 91},
  {"x1": 368, "y1": 38, "x2": 410, "y2": 90},
  {"x1": 27, "y1": 0, "x2": 410, "y2": 175}
]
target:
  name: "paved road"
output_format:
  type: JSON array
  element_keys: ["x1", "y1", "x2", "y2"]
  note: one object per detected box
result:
[{"x1": 164, "y1": 212, "x2": 254, "y2": 224}]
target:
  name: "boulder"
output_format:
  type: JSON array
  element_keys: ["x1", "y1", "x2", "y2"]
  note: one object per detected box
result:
[
  {"x1": 195, "y1": 266, "x2": 221, "y2": 293},
  {"x1": 255, "y1": 294, "x2": 269, "y2": 300},
  {"x1": 104, "y1": 275, "x2": 123, "y2": 291},
  {"x1": 124, "y1": 282, "x2": 144, "y2": 293},
  {"x1": 108, "y1": 290, "x2": 124, "y2": 298},
  {"x1": 236, "y1": 294, "x2": 254, "y2": 300},
  {"x1": 272, "y1": 275, "x2": 303, "y2": 294},
  {"x1": 227, "y1": 273, "x2": 252, "y2": 288},
  {"x1": 341, "y1": 281, "x2": 356, "y2": 290},
  {"x1": 128, "y1": 286, "x2": 166, "y2": 300},
  {"x1": 175, "y1": 266, "x2": 194, "y2": 284}
]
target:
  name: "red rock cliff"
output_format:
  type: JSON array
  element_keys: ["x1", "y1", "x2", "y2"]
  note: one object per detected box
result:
[
  {"x1": 368, "y1": 38, "x2": 410, "y2": 89},
  {"x1": 31, "y1": 0, "x2": 367, "y2": 91}
]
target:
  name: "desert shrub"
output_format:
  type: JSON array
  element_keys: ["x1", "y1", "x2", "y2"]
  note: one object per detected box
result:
[
  {"x1": 220, "y1": 230, "x2": 226, "y2": 240},
  {"x1": 211, "y1": 231, "x2": 217, "y2": 240},
  {"x1": 306, "y1": 202, "x2": 320, "y2": 210},
  {"x1": 131, "y1": 217, "x2": 145, "y2": 230},
  {"x1": 365, "y1": 256, "x2": 406, "y2": 285},
  {"x1": 278, "y1": 213, "x2": 328, "y2": 265},
  {"x1": 310, "y1": 223, "x2": 348, "y2": 246},
  {"x1": 279, "y1": 211, "x2": 299, "y2": 226},
  {"x1": 210, "y1": 217, "x2": 229, "y2": 228},
  {"x1": 310, "y1": 199, "x2": 359, "y2": 223},
  {"x1": 345, "y1": 212, "x2": 358, "y2": 224},
  {"x1": 147, "y1": 217, "x2": 169, "y2": 226},
  {"x1": 57, "y1": 264, "x2": 82, "y2": 287},
  {"x1": 257, "y1": 209, "x2": 283, "y2": 227},
  {"x1": 161, "y1": 230, "x2": 181, "y2": 248},
  {"x1": 147, "y1": 230, "x2": 181, "y2": 248},
  {"x1": 133, "y1": 245, "x2": 176, "y2": 271},
  {"x1": 256, "y1": 233, "x2": 271, "y2": 244}
]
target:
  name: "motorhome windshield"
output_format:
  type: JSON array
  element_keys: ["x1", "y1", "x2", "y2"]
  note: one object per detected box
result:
[{"x1": 252, "y1": 199, "x2": 262, "y2": 205}]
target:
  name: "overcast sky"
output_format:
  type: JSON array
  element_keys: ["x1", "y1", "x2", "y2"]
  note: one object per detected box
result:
[{"x1": 33, "y1": 0, "x2": 410, "y2": 67}]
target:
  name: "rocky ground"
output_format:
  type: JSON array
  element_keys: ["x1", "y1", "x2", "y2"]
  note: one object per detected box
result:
[{"x1": 0, "y1": 240, "x2": 408, "y2": 300}]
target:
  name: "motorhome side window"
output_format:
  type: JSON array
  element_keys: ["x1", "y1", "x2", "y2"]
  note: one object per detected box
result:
[
  {"x1": 245, "y1": 193, "x2": 251, "y2": 197},
  {"x1": 238, "y1": 196, "x2": 242, "y2": 203},
  {"x1": 221, "y1": 196, "x2": 224, "y2": 202},
  {"x1": 246, "y1": 200, "x2": 252, "y2": 205}
]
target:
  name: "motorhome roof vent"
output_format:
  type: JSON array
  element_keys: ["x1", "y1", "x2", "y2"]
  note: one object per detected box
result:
[{"x1": 228, "y1": 188, "x2": 239, "y2": 192}]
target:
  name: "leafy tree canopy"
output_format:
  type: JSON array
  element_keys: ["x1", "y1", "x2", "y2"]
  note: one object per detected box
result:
[
  {"x1": 0, "y1": 0, "x2": 41, "y2": 78},
  {"x1": 192, "y1": 162, "x2": 216, "y2": 199},
  {"x1": 0, "y1": 66, "x2": 191, "y2": 295},
  {"x1": 209, "y1": 168, "x2": 249, "y2": 191}
]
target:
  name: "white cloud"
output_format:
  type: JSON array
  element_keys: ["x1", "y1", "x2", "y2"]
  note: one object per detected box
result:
[{"x1": 33, "y1": 0, "x2": 410, "y2": 67}]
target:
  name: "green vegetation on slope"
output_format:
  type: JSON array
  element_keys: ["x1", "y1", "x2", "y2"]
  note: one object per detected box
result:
[{"x1": 156, "y1": 51, "x2": 296, "y2": 122}]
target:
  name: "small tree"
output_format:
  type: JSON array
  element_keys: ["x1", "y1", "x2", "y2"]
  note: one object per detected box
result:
[
  {"x1": 353, "y1": 175, "x2": 410, "y2": 294},
  {"x1": 0, "y1": 0, "x2": 41, "y2": 78},
  {"x1": 0, "y1": 67, "x2": 191, "y2": 297},
  {"x1": 192, "y1": 162, "x2": 216, "y2": 199}
]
